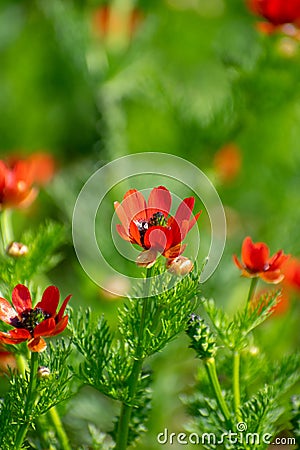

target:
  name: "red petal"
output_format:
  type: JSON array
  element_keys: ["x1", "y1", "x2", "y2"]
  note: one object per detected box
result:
[
  {"x1": 174, "y1": 197, "x2": 195, "y2": 225},
  {"x1": 34, "y1": 317, "x2": 56, "y2": 337},
  {"x1": 116, "y1": 224, "x2": 131, "y2": 241},
  {"x1": 188, "y1": 210, "x2": 202, "y2": 232},
  {"x1": 114, "y1": 201, "x2": 130, "y2": 230},
  {"x1": 51, "y1": 316, "x2": 69, "y2": 336},
  {"x1": 12, "y1": 284, "x2": 32, "y2": 314},
  {"x1": 241, "y1": 237, "x2": 269, "y2": 272},
  {"x1": 28, "y1": 337, "x2": 47, "y2": 352},
  {"x1": 164, "y1": 243, "x2": 186, "y2": 259},
  {"x1": 169, "y1": 219, "x2": 189, "y2": 246},
  {"x1": 260, "y1": 270, "x2": 284, "y2": 284},
  {"x1": 144, "y1": 226, "x2": 172, "y2": 252},
  {"x1": 129, "y1": 221, "x2": 143, "y2": 246},
  {"x1": 233, "y1": 254, "x2": 244, "y2": 271},
  {"x1": 0, "y1": 328, "x2": 30, "y2": 344},
  {"x1": 268, "y1": 251, "x2": 289, "y2": 271},
  {"x1": 122, "y1": 189, "x2": 147, "y2": 221},
  {"x1": 35, "y1": 286, "x2": 60, "y2": 316},
  {"x1": 147, "y1": 186, "x2": 172, "y2": 217},
  {"x1": 0, "y1": 297, "x2": 17, "y2": 324},
  {"x1": 57, "y1": 294, "x2": 72, "y2": 321},
  {"x1": 0, "y1": 161, "x2": 7, "y2": 192}
]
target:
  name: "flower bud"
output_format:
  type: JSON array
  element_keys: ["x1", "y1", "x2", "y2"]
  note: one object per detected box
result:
[
  {"x1": 166, "y1": 256, "x2": 193, "y2": 276},
  {"x1": 37, "y1": 366, "x2": 51, "y2": 378},
  {"x1": 6, "y1": 242, "x2": 28, "y2": 257},
  {"x1": 186, "y1": 314, "x2": 217, "y2": 360}
]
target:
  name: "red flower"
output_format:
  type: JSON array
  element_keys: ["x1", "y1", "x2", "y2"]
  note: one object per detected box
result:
[
  {"x1": 93, "y1": 5, "x2": 143, "y2": 39},
  {"x1": 0, "y1": 285, "x2": 71, "y2": 352},
  {"x1": 248, "y1": 0, "x2": 300, "y2": 25},
  {"x1": 233, "y1": 236, "x2": 289, "y2": 283},
  {"x1": 213, "y1": 143, "x2": 242, "y2": 183},
  {"x1": 0, "y1": 153, "x2": 55, "y2": 210},
  {"x1": 114, "y1": 186, "x2": 201, "y2": 267},
  {"x1": 0, "y1": 346, "x2": 17, "y2": 373},
  {"x1": 282, "y1": 257, "x2": 300, "y2": 291}
]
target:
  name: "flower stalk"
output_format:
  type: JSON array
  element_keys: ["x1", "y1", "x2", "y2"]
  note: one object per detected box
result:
[
  {"x1": 48, "y1": 406, "x2": 71, "y2": 450},
  {"x1": 0, "y1": 209, "x2": 13, "y2": 253},
  {"x1": 116, "y1": 267, "x2": 152, "y2": 450},
  {"x1": 15, "y1": 351, "x2": 39, "y2": 450},
  {"x1": 204, "y1": 357, "x2": 231, "y2": 427}
]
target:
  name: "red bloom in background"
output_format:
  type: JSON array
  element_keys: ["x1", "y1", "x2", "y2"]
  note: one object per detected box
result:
[
  {"x1": 0, "y1": 285, "x2": 71, "y2": 352},
  {"x1": 0, "y1": 346, "x2": 17, "y2": 373},
  {"x1": 93, "y1": 5, "x2": 143, "y2": 39},
  {"x1": 248, "y1": 0, "x2": 300, "y2": 25},
  {"x1": 282, "y1": 257, "x2": 300, "y2": 291},
  {"x1": 233, "y1": 236, "x2": 289, "y2": 283},
  {"x1": 0, "y1": 153, "x2": 55, "y2": 210},
  {"x1": 213, "y1": 144, "x2": 242, "y2": 183},
  {"x1": 114, "y1": 186, "x2": 201, "y2": 267}
]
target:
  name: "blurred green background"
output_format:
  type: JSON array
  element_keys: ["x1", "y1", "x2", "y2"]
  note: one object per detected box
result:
[{"x1": 1, "y1": 0, "x2": 300, "y2": 448}]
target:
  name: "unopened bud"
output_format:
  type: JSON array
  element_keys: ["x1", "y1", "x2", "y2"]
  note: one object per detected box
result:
[
  {"x1": 6, "y1": 242, "x2": 28, "y2": 257},
  {"x1": 166, "y1": 256, "x2": 193, "y2": 276},
  {"x1": 37, "y1": 366, "x2": 51, "y2": 378},
  {"x1": 186, "y1": 314, "x2": 217, "y2": 359}
]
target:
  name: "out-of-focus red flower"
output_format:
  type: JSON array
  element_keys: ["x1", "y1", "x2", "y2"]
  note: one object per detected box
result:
[
  {"x1": 0, "y1": 346, "x2": 17, "y2": 373},
  {"x1": 233, "y1": 236, "x2": 289, "y2": 283},
  {"x1": 93, "y1": 5, "x2": 143, "y2": 40},
  {"x1": 248, "y1": 0, "x2": 300, "y2": 26},
  {"x1": 0, "y1": 285, "x2": 71, "y2": 352},
  {"x1": 252, "y1": 288, "x2": 290, "y2": 316},
  {"x1": 27, "y1": 152, "x2": 55, "y2": 186},
  {"x1": 114, "y1": 186, "x2": 201, "y2": 267},
  {"x1": 213, "y1": 144, "x2": 242, "y2": 183},
  {"x1": 282, "y1": 257, "x2": 300, "y2": 291},
  {"x1": 0, "y1": 153, "x2": 55, "y2": 210}
]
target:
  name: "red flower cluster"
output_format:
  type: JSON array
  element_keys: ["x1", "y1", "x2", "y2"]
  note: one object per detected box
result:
[
  {"x1": 248, "y1": 0, "x2": 300, "y2": 26},
  {"x1": 114, "y1": 186, "x2": 201, "y2": 267},
  {"x1": 233, "y1": 236, "x2": 289, "y2": 283},
  {"x1": 0, "y1": 285, "x2": 71, "y2": 352},
  {"x1": 0, "y1": 153, "x2": 55, "y2": 210}
]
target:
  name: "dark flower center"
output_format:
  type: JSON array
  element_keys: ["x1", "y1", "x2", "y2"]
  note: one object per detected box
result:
[
  {"x1": 11, "y1": 308, "x2": 51, "y2": 334},
  {"x1": 136, "y1": 212, "x2": 167, "y2": 246}
]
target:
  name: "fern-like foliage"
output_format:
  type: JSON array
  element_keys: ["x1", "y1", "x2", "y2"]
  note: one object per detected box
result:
[
  {"x1": 0, "y1": 221, "x2": 65, "y2": 296},
  {"x1": 202, "y1": 290, "x2": 280, "y2": 350}
]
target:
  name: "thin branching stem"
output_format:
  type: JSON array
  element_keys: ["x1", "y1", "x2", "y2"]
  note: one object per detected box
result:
[
  {"x1": 15, "y1": 351, "x2": 39, "y2": 450},
  {"x1": 233, "y1": 350, "x2": 242, "y2": 423},
  {"x1": 246, "y1": 277, "x2": 258, "y2": 305},
  {"x1": 0, "y1": 209, "x2": 13, "y2": 253},
  {"x1": 204, "y1": 357, "x2": 231, "y2": 427},
  {"x1": 116, "y1": 267, "x2": 153, "y2": 450},
  {"x1": 48, "y1": 406, "x2": 72, "y2": 450}
]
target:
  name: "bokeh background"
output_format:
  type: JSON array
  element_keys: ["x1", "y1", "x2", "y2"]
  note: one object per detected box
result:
[{"x1": 1, "y1": 0, "x2": 300, "y2": 448}]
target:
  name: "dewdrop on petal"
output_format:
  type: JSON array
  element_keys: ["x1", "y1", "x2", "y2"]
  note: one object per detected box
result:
[
  {"x1": 6, "y1": 242, "x2": 28, "y2": 257},
  {"x1": 166, "y1": 256, "x2": 193, "y2": 276}
]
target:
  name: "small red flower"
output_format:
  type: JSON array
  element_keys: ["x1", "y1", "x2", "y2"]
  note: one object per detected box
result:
[
  {"x1": 248, "y1": 0, "x2": 300, "y2": 26},
  {"x1": 233, "y1": 236, "x2": 289, "y2": 283},
  {"x1": 282, "y1": 257, "x2": 300, "y2": 291},
  {"x1": 0, "y1": 285, "x2": 71, "y2": 352},
  {"x1": 0, "y1": 153, "x2": 55, "y2": 210},
  {"x1": 114, "y1": 186, "x2": 201, "y2": 267},
  {"x1": 213, "y1": 144, "x2": 242, "y2": 184}
]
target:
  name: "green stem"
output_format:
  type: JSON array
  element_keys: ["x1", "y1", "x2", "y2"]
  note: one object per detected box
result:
[
  {"x1": 0, "y1": 209, "x2": 13, "y2": 251},
  {"x1": 15, "y1": 352, "x2": 39, "y2": 450},
  {"x1": 233, "y1": 351, "x2": 242, "y2": 423},
  {"x1": 48, "y1": 406, "x2": 71, "y2": 450},
  {"x1": 116, "y1": 267, "x2": 152, "y2": 450},
  {"x1": 246, "y1": 277, "x2": 258, "y2": 305},
  {"x1": 204, "y1": 357, "x2": 231, "y2": 427}
]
